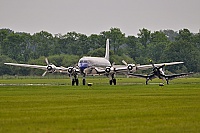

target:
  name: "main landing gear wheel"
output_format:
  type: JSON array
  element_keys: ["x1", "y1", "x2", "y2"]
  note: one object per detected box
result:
[
  {"x1": 109, "y1": 78, "x2": 116, "y2": 85},
  {"x1": 83, "y1": 79, "x2": 86, "y2": 85},
  {"x1": 72, "y1": 79, "x2": 79, "y2": 86}
]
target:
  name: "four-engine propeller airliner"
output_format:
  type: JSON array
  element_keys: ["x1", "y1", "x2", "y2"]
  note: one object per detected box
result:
[
  {"x1": 4, "y1": 39, "x2": 186, "y2": 86},
  {"x1": 129, "y1": 60, "x2": 191, "y2": 85}
]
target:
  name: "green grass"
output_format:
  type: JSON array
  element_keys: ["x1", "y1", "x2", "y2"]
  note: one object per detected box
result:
[{"x1": 0, "y1": 78, "x2": 200, "y2": 133}]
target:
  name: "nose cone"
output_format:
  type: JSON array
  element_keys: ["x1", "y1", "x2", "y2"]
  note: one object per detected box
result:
[{"x1": 78, "y1": 62, "x2": 88, "y2": 72}]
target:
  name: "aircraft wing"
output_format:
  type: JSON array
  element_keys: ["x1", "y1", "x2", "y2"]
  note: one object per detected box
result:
[
  {"x1": 164, "y1": 73, "x2": 192, "y2": 80},
  {"x1": 113, "y1": 65, "x2": 128, "y2": 72},
  {"x1": 4, "y1": 63, "x2": 68, "y2": 72},
  {"x1": 129, "y1": 73, "x2": 156, "y2": 80},
  {"x1": 94, "y1": 67, "x2": 106, "y2": 74},
  {"x1": 89, "y1": 65, "x2": 127, "y2": 75},
  {"x1": 137, "y1": 62, "x2": 184, "y2": 70}
]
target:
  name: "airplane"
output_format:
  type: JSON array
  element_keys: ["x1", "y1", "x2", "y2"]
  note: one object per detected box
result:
[
  {"x1": 4, "y1": 39, "x2": 185, "y2": 86},
  {"x1": 77, "y1": 39, "x2": 127, "y2": 85},
  {"x1": 128, "y1": 60, "x2": 190, "y2": 85}
]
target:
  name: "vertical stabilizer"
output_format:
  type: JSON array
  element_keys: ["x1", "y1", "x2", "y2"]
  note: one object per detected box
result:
[{"x1": 104, "y1": 39, "x2": 109, "y2": 60}]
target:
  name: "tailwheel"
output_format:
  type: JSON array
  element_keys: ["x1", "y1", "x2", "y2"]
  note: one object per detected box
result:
[
  {"x1": 145, "y1": 80, "x2": 148, "y2": 85},
  {"x1": 166, "y1": 80, "x2": 169, "y2": 85}
]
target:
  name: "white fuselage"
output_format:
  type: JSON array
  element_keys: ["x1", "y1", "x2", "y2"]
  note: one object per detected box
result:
[{"x1": 78, "y1": 56, "x2": 111, "y2": 72}]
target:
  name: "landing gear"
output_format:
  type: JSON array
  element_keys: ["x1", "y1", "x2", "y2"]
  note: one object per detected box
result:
[
  {"x1": 166, "y1": 79, "x2": 169, "y2": 85},
  {"x1": 145, "y1": 78, "x2": 149, "y2": 85},
  {"x1": 83, "y1": 79, "x2": 86, "y2": 85},
  {"x1": 71, "y1": 74, "x2": 79, "y2": 86},
  {"x1": 72, "y1": 78, "x2": 79, "y2": 86},
  {"x1": 109, "y1": 74, "x2": 116, "y2": 85},
  {"x1": 82, "y1": 73, "x2": 86, "y2": 85}
]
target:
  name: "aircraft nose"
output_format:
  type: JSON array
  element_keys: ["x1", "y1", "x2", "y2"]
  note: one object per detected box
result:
[{"x1": 78, "y1": 63, "x2": 88, "y2": 71}]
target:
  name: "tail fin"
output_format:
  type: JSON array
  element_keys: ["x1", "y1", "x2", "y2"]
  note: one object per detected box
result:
[{"x1": 104, "y1": 39, "x2": 109, "y2": 60}]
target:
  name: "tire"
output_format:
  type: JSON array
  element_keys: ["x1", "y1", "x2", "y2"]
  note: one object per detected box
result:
[
  {"x1": 83, "y1": 79, "x2": 86, "y2": 85},
  {"x1": 72, "y1": 79, "x2": 75, "y2": 86},
  {"x1": 109, "y1": 80, "x2": 112, "y2": 85},
  {"x1": 75, "y1": 79, "x2": 79, "y2": 86},
  {"x1": 113, "y1": 79, "x2": 116, "y2": 85}
]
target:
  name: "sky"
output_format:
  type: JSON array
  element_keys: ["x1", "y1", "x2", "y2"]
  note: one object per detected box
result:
[{"x1": 1, "y1": 0, "x2": 200, "y2": 36}]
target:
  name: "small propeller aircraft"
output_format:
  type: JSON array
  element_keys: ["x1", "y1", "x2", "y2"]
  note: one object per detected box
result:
[{"x1": 128, "y1": 60, "x2": 191, "y2": 85}]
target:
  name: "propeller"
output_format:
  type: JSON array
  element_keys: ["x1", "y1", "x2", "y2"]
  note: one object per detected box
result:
[
  {"x1": 122, "y1": 60, "x2": 128, "y2": 66},
  {"x1": 149, "y1": 59, "x2": 156, "y2": 69},
  {"x1": 45, "y1": 58, "x2": 49, "y2": 65},
  {"x1": 42, "y1": 58, "x2": 56, "y2": 76},
  {"x1": 122, "y1": 60, "x2": 136, "y2": 71},
  {"x1": 105, "y1": 62, "x2": 116, "y2": 74},
  {"x1": 42, "y1": 71, "x2": 47, "y2": 77}
]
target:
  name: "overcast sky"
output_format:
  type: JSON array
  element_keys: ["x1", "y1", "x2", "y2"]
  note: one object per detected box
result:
[{"x1": 1, "y1": 0, "x2": 200, "y2": 36}]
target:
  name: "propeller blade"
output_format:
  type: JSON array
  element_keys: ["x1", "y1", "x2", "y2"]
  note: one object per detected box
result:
[
  {"x1": 42, "y1": 71, "x2": 47, "y2": 76},
  {"x1": 112, "y1": 62, "x2": 115, "y2": 66},
  {"x1": 45, "y1": 58, "x2": 49, "y2": 65},
  {"x1": 149, "y1": 59, "x2": 155, "y2": 68},
  {"x1": 158, "y1": 64, "x2": 166, "y2": 69},
  {"x1": 122, "y1": 60, "x2": 128, "y2": 66}
]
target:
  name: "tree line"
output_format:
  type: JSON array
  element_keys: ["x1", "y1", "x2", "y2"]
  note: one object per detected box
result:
[{"x1": 0, "y1": 28, "x2": 200, "y2": 76}]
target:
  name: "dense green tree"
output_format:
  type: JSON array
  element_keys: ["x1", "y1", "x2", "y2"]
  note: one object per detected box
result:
[
  {"x1": 162, "y1": 29, "x2": 179, "y2": 42},
  {"x1": 146, "y1": 31, "x2": 170, "y2": 62},
  {"x1": 32, "y1": 31, "x2": 54, "y2": 58},
  {"x1": 100, "y1": 28, "x2": 125, "y2": 54},
  {"x1": 137, "y1": 28, "x2": 151, "y2": 47}
]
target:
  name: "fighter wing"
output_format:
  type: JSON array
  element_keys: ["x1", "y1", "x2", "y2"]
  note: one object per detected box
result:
[
  {"x1": 137, "y1": 62, "x2": 184, "y2": 70},
  {"x1": 130, "y1": 73, "x2": 156, "y2": 80},
  {"x1": 164, "y1": 73, "x2": 191, "y2": 80}
]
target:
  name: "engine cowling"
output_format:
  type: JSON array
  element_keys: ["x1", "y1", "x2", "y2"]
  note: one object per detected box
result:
[
  {"x1": 127, "y1": 64, "x2": 135, "y2": 71},
  {"x1": 105, "y1": 67, "x2": 111, "y2": 73},
  {"x1": 46, "y1": 65, "x2": 56, "y2": 73},
  {"x1": 68, "y1": 67, "x2": 74, "y2": 74}
]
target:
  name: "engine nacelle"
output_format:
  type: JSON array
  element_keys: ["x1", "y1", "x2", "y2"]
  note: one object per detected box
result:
[
  {"x1": 127, "y1": 64, "x2": 136, "y2": 71},
  {"x1": 68, "y1": 67, "x2": 74, "y2": 74},
  {"x1": 105, "y1": 67, "x2": 111, "y2": 73},
  {"x1": 46, "y1": 65, "x2": 56, "y2": 73}
]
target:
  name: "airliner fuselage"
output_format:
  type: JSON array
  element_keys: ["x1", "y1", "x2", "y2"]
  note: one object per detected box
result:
[{"x1": 78, "y1": 56, "x2": 111, "y2": 72}]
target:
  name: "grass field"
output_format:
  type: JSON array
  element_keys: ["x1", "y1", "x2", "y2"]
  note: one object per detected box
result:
[{"x1": 0, "y1": 77, "x2": 200, "y2": 133}]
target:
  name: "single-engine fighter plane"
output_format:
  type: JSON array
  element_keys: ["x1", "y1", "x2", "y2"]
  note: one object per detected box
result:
[{"x1": 129, "y1": 60, "x2": 190, "y2": 85}]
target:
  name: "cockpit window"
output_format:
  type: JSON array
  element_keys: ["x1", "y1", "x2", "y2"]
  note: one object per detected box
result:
[{"x1": 79, "y1": 60, "x2": 89, "y2": 63}]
